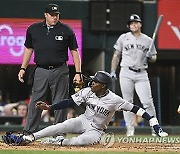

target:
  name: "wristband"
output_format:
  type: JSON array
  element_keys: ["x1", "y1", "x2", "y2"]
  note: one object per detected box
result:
[
  {"x1": 20, "y1": 68, "x2": 26, "y2": 72},
  {"x1": 75, "y1": 72, "x2": 82, "y2": 74}
]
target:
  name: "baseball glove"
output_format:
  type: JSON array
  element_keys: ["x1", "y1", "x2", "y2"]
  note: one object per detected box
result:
[
  {"x1": 2, "y1": 131, "x2": 33, "y2": 146},
  {"x1": 73, "y1": 80, "x2": 84, "y2": 93}
]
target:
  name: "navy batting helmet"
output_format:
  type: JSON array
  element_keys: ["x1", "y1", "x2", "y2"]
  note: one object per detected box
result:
[
  {"x1": 91, "y1": 71, "x2": 112, "y2": 87},
  {"x1": 127, "y1": 14, "x2": 142, "y2": 25}
]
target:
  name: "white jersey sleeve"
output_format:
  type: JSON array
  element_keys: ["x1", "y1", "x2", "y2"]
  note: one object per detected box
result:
[
  {"x1": 71, "y1": 87, "x2": 92, "y2": 106},
  {"x1": 113, "y1": 94, "x2": 134, "y2": 111},
  {"x1": 113, "y1": 33, "x2": 126, "y2": 53},
  {"x1": 113, "y1": 94, "x2": 126, "y2": 111}
]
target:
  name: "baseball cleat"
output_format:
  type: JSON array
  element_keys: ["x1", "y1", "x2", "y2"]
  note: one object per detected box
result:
[
  {"x1": 151, "y1": 128, "x2": 157, "y2": 136},
  {"x1": 149, "y1": 117, "x2": 168, "y2": 137},
  {"x1": 151, "y1": 133, "x2": 157, "y2": 137},
  {"x1": 41, "y1": 136, "x2": 64, "y2": 145},
  {"x1": 151, "y1": 131, "x2": 157, "y2": 137},
  {"x1": 22, "y1": 134, "x2": 35, "y2": 143},
  {"x1": 41, "y1": 137, "x2": 57, "y2": 144},
  {"x1": 126, "y1": 126, "x2": 135, "y2": 137},
  {"x1": 152, "y1": 125, "x2": 168, "y2": 137}
]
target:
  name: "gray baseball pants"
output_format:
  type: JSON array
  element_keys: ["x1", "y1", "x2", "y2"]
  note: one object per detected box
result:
[
  {"x1": 119, "y1": 67, "x2": 157, "y2": 127},
  {"x1": 34, "y1": 114, "x2": 103, "y2": 146}
]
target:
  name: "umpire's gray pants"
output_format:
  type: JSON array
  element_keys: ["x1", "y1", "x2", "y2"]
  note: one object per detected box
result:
[{"x1": 24, "y1": 64, "x2": 69, "y2": 133}]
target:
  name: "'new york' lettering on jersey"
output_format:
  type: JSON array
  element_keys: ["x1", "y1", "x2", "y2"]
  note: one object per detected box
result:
[
  {"x1": 124, "y1": 44, "x2": 149, "y2": 52},
  {"x1": 88, "y1": 104, "x2": 110, "y2": 117},
  {"x1": 71, "y1": 87, "x2": 128, "y2": 130}
]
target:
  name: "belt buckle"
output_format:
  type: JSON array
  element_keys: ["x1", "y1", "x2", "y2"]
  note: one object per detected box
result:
[{"x1": 48, "y1": 66, "x2": 54, "y2": 70}]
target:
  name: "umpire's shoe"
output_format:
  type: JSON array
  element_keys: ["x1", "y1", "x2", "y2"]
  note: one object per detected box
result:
[{"x1": 149, "y1": 117, "x2": 168, "y2": 137}]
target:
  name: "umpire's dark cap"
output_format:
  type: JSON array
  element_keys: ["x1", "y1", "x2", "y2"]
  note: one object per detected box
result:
[
  {"x1": 127, "y1": 14, "x2": 141, "y2": 25},
  {"x1": 45, "y1": 4, "x2": 60, "y2": 14},
  {"x1": 91, "y1": 71, "x2": 112, "y2": 87}
]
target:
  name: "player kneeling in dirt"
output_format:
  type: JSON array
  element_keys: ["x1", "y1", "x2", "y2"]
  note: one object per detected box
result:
[{"x1": 3, "y1": 71, "x2": 168, "y2": 146}]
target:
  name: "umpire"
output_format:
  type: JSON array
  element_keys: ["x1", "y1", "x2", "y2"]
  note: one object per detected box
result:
[{"x1": 18, "y1": 4, "x2": 82, "y2": 133}]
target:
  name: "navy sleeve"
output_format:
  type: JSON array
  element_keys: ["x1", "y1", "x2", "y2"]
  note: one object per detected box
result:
[{"x1": 51, "y1": 98, "x2": 75, "y2": 110}]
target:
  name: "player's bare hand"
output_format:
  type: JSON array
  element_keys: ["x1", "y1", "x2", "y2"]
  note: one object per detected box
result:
[
  {"x1": 36, "y1": 101, "x2": 51, "y2": 110},
  {"x1": 177, "y1": 105, "x2": 180, "y2": 114}
]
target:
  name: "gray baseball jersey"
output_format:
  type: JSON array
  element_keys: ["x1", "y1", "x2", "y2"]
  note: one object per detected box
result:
[
  {"x1": 114, "y1": 32, "x2": 157, "y2": 69},
  {"x1": 72, "y1": 87, "x2": 133, "y2": 130},
  {"x1": 34, "y1": 87, "x2": 133, "y2": 146}
]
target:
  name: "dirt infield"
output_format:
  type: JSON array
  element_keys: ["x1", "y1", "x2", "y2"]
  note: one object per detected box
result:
[{"x1": 0, "y1": 141, "x2": 180, "y2": 153}]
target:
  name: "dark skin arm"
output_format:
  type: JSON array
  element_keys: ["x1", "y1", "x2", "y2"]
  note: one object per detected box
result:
[
  {"x1": 36, "y1": 98, "x2": 76, "y2": 110},
  {"x1": 36, "y1": 101, "x2": 51, "y2": 110}
]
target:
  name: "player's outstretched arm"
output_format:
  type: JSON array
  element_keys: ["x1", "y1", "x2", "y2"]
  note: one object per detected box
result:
[
  {"x1": 36, "y1": 101, "x2": 51, "y2": 110},
  {"x1": 36, "y1": 98, "x2": 75, "y2": 110}
]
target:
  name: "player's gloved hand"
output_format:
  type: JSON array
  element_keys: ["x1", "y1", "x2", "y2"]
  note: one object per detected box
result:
[
  {"x1": 110, "y1": 70, "x2": 117, "y2": 80},
  {"x1": 73, "y1": 80, "x2": 84, "y2": 93},
  {"x1": 146, "y1": 51, "x2": 153, "y2": 59}
]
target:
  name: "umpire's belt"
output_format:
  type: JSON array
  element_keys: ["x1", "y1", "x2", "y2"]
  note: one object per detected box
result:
[
  {"x1": 37, "y1": 62, "x2": 65, "y2": 70},
  {"x1": 129, "y1": 67, "x2": 147, "y2": 73}
]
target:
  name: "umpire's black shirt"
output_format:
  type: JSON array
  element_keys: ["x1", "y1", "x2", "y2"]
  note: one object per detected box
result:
[{"x1": 24, "y1": 20, "x2": 78, "y2": 65}]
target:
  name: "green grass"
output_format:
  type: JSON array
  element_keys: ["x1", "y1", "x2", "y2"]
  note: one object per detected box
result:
[{"x1": 0, "y1": 150, "x2": 179, "y2": 154}]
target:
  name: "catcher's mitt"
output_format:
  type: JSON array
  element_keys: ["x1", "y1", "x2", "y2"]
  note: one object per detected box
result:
[
  {"x1": 2, "y1": 131, "x2": 33, "y2": 146},
  {"x1": 73, "y1": 80, "x2": 84, "y2": 93}
]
